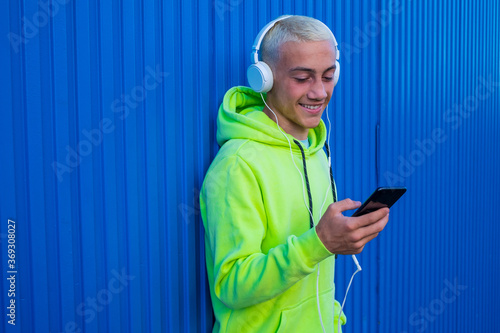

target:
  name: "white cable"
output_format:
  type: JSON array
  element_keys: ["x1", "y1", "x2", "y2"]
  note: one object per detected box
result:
[
  {"x1": 260, "y1": 94, "x2": 314, "y2": 222},
  {"x1": 316, "y1": 265, "x2": 326, "y2": 333},
  {"x1": 325, "y1": 105, "x2": 364, "y2": 331},
  {"x1": 326, "y1": 105, "x2": 332, "y2": 167},
  {"x1": 261, "y1": 94, "x2": 343, "y2": 333},
  {"x1": 338, "y1": 256, "x2": 362, "y2": 333},
  {"x1": 319, "y1": 105, "x2": 333, "y2": 215}
]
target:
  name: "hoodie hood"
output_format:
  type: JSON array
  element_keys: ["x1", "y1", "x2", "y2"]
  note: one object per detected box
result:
[{"x1": 217, "y1": 86, "x2": 327, "y2": 154}]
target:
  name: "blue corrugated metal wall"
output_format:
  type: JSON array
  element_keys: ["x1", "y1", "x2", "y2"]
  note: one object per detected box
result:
[
  {"x1": 0, "y1": 0, "x2": 498, "y2": 332},
  {"x1": 377, "y1": 1, "x2": 500, "y2": 332}
]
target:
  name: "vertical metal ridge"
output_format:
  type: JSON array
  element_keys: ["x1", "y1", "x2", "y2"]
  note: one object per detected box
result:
[
  {"x1": 23, "y1": 0, "x2": 44, "y2": 329},
  {"x1": 0, "y1": 0, "x2": 15, "y2": 331},
  {"x1": 1, "y1": 1, "x2": 499, "y2": 332}
]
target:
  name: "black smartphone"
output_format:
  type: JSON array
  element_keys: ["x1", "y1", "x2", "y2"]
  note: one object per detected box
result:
[{"x1": 351, "y1": 187, "x2": 407, "y2": 217}]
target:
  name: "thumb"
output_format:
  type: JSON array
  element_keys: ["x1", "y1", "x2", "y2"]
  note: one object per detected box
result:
[{"x1": 331, "y1": 198, "x2": 361, "y2": 214}]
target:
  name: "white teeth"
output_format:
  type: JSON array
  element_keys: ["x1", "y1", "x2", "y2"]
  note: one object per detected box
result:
[{"x1": 301, "y1": 104, "x2": 321, "y2": 110}]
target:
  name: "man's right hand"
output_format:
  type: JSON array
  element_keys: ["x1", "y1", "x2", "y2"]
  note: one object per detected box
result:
[{"x1": 315, "y1": 199, "x2": 390, "y2": 255}]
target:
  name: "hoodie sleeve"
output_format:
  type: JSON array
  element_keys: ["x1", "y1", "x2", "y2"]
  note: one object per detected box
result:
[{"x1": 201, "y1": 154, "x2": 333, "y2": 309}]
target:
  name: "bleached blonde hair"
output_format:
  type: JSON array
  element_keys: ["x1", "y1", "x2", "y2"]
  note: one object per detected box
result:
[{"x1": 261, "y1": 15, "x2": 335, "y2": 67}]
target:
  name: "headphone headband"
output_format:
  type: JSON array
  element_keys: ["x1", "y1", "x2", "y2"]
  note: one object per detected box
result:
[
  {"x1": 250, "y1": 15, "x2": 293, "y2": 64},
  {"x1": 247, "y1": 15, "x2": 340, "y2": 93}
]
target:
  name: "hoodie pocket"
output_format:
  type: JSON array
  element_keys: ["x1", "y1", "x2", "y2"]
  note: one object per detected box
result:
[{"x1": 277, "y1": 288, "x2": 343, "y2": 332}]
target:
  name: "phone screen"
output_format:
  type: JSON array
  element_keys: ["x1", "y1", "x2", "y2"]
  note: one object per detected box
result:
[{"x1": 351, "y1": 187, "x2": 407, "y2": 217}]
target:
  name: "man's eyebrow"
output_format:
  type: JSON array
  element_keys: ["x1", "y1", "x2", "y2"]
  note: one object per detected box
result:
[{"x1": 288, "y1": 65, "x2": 336, "y2": 74}]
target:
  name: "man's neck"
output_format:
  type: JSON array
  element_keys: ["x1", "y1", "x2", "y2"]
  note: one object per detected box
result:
[{"x1": 262, "y1": 106, "x2": 308, "y2": 141}]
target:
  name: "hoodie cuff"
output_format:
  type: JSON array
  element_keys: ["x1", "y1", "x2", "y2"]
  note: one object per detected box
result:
[{"x1": 293, "y1": 227, "x2": 333, "y2": 268}]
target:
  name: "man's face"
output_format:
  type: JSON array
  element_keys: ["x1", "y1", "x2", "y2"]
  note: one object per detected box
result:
[{"x1": 265, "y1": 40, "x2": 337, "y2": 140}]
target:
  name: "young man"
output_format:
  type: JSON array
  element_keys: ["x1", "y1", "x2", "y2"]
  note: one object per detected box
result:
[{"x1": 200, "y1": 15, "x2": 390, "y2": 332}]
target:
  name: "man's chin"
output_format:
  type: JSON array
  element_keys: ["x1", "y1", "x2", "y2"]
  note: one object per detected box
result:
[{"x1": 303, "y1": 116, "x2": 323, "y2": 129}]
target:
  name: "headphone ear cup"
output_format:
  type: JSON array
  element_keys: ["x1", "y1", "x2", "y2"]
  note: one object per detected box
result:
[
  {"x1": 247, "y1": 61, "x2": 274, "y2": 93},
  {"x1": 333, "y1": 60, "x2": 340, "y2": 87}
]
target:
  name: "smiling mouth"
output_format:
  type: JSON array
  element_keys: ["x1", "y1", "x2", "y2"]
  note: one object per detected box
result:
[{"x1": 299, "y1": 103, "x2": 323, "y2": 112}]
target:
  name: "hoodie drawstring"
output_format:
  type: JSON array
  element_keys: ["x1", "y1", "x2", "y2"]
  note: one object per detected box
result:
[
  {"x1": 294, "y1": 140, "x2": 314, "y2": 229},
  {"x1": 293, "y1": 140, "x2": 338, "y2": 230},
  {"x1": 324, "y1": 143, "x2": 337, "y2": 202}
]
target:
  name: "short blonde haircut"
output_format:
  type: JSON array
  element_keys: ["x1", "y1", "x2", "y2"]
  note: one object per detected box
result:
[{"x1": 261, "y1": 15, "x2": 335, "y2": 67}]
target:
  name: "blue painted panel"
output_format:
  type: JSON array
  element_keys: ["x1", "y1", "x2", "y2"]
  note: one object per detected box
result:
[
  {"x1": 0, "y1": 1, "x2": 498, "y2": 332},
  {"x1": 378, "y1": 1, "x2": 500, "y2": 333}
]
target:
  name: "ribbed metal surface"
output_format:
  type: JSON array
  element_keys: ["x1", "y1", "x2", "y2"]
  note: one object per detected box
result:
[
  {"x1": 0, "y1": 1, "x2": 498, "y2": 332},
  {"x1": 0, "y1": 0, "x2": 214, "y2": 332},
  {"x1": 377, "y1": 1, "x2": 500, "y2": 332}
]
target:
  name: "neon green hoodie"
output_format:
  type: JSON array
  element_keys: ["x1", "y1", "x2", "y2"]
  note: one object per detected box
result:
[{"x1": 201, "y1": 86, "x2": 346, "y2": 332}]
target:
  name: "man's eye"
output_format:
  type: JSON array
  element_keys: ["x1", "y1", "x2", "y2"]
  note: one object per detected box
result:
[
  {"x1": 323, "y1": 77, "x2": 333, "y2": 82},
  {"x1": 294, "y1": 77, "x2": 308, "y2": 82}
]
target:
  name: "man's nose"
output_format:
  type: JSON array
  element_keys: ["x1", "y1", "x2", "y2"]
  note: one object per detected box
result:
[{"x1": 308, "y1": 79, "x2": 328, "y2": 100}]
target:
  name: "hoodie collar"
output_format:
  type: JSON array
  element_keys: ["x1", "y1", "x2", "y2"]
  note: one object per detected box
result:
[{"x1": 217, "y1": 86, "x2": 327, "y2": 154}]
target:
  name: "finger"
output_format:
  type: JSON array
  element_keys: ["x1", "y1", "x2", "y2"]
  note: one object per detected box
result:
[
  {"x1": 354, "y1": 207, "x2": 390, "y2": 227},
  {"x1": 358, "y1": 213, "x2": 389, "y2": 237},
  {"x1": 331, "y1": 198, "x2": 361, "y2": 214},
  {"x1": 353, "y1": 234, "x2": 377, "y2": 253}
]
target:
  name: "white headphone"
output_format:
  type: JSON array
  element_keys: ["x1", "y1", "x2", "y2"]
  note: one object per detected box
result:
[{"x1": 247, "y1": 15, "x2": 340, "y2": 93}]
